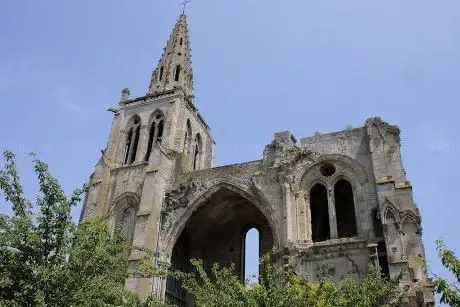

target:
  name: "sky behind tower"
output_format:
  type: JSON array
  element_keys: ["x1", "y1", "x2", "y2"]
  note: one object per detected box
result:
[{"x1": 1, "y1": 0, "x2": 459, "y2": 304}]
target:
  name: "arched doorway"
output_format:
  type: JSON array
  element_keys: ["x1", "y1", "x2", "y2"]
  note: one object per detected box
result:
[{"x1": 165, "y1": 187, "x2": 274, "y2": 306}]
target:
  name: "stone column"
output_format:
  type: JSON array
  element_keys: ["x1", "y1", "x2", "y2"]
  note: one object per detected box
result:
[
  {"x1": 327, "y1": 186, "x2": 338, "y2": 239},
  {"x1": 117, "y1": 130, "x2": 128, "y2": 165},
  {"x1": 304, "y1": 192, "x2": 312, "y2": 243},
  {"x1": 296, "y1": 190, "x2": 308, "y2": 243},
  {"x1": 283, "y1": 180, "x2": 297, "y2": 243}
]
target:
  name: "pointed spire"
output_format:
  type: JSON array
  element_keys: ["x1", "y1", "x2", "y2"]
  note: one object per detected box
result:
[{"x1": 148, "y1": 14, "x2": 194, "y2": 96}]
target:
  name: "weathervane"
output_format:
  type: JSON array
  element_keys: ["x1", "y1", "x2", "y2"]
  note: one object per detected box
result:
[{"x1": 180, "y1": 0, "x2": 191, "y2": 15}]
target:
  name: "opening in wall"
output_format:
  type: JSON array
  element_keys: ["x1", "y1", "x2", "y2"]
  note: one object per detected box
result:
[
  {"x1": 310, "y1": 184, "x2": 330, "y2": 242},
  {"x1": 334, "y1": 179, "x2": 358, "y2": 238},
  {"x1": 378, "y1": 242, "x2": 390, "y2": 279},
  {"x1": 242, "y1": 227, "x2": 259, "y2": 285}
]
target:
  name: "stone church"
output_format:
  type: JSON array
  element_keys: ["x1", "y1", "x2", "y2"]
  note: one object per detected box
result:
[{"x1": 80, "y1": 13, "x2": 434, "y2": 306}]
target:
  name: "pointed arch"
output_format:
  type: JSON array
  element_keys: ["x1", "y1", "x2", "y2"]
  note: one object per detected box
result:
[
  {"x1": 164, "y1": 181, "x2": 276, "y2": 305},
  {"x1": 400, "y1": 211, "x2": 420, "y2": 233},
  {"x1": 382, "y1": 200, "x2": 401, "y2": 225},
  {"x1": 161, "y1": 180, "x2": 279, "y2": 259},
  {"x1": 296, "y1": 154, "x2": 368, "y2": 196},
  {"x1": 112, "y1": 192, "x2": 140, "y2": 247}
]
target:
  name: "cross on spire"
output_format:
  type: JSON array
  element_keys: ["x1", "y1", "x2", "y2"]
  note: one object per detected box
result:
[{"x1": 180, "y1": 0, "x2": 191, "y2": 15}]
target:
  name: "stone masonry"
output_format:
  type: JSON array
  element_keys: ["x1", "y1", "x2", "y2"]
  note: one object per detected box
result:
[{"x1": 80, "y1": 13, "x2": 434, "y2": 306}]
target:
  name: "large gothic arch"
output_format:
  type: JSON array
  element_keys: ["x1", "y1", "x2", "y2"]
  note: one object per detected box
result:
[
  {"x1": 161, "y1": 181, "x2": 279, "y2": 259},
  {"x1": 161, "y1": 181, "x2": 277, "y2": 306}
]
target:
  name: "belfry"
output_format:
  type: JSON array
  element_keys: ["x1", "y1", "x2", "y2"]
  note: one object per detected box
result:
[{"x1": 80, "y1": 12, "x2": 435, "y2": 307}]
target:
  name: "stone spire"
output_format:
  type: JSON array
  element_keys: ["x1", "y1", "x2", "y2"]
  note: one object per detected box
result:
[{"x1": 148, "y1": 14, "x2": 193, "y2": 96}]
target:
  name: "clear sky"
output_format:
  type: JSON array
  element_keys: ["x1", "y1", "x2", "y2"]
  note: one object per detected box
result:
[{"x1": 1, "y1": 0, "x2": 459, "y2": 303}]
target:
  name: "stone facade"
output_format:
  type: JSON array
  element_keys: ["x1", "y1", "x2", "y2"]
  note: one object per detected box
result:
[{"x1": 80, "y1": 14, "x2": 434, "y2": 306}]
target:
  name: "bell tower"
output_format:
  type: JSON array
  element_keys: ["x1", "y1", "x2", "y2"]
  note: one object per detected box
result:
[{"x1": 80, "y1": 12, "x2": 215, "y2": 298}]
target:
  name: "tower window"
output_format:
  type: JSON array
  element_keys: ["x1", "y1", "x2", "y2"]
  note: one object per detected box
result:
[
  {"x1": 174, "y1": 65, "x2": 181, "y2": 81},
  {"x1": 334, "y1": 179, "x2": 358, "y2": 238},
  {"x1": 310, "y1": 183, "x2": 330, "y2": 242},
  {"x1": 180, "y1": 38, "x2": 183, "y2": 46},
  {"x1": 123, "y1": 129, "x2": 133, "y2": 164},
  {"x1": 145, "y1": 123, "x2": 156, "y2": 162},
  {"x1": 129, "y1": 126, "x2": 140, "y2": 164},
  {"x1": 159, "y1": 66, "x2": 164, "y2": 81},
  {"x1": 145, "y1": 111, "x2": 165, "y2": 162},
  {"x1": 157, "y1": 120, "x2": 164, "y2": 144}
]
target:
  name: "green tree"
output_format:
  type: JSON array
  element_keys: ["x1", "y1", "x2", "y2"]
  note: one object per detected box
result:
[
  {"x1": 433, "y1": 240, "x2": 460, "y2": 306},
  {"x1": 163, "y1": 254, "x2": 401, "y2": 307},
  {"x1": 0, "y1": 150, "x2": 161, "y2": 306}
]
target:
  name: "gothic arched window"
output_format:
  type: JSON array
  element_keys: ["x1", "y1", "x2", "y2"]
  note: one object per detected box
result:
[
  {"x1": 174, "y1": 65, "x2": 181, "y2": 82},
  {"x1": 310, "y1": 183, "x2": 330, "y2": 242},
  {"x1": 192, "y1": 133, "x2": 202, "y2": 170},
  {"x1": 123, "y1": 129, "x2": 133, "y2": 164},
  {"x1": 114, "y1": 196, "x2": 139, "y2": 249},
  {"x1": 334, "y1": 179, "x2": 357, "y2": 238},
  {"x1": 123, "y1": 116, "x2": 141, "y2": 165},
  {"x1": 145, "y1": 110, "x2": 165, "y2": 162}
]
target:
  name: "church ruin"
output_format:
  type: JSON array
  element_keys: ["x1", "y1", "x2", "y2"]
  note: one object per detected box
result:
[{"x1": 80, "y1": 13, "x2": 434, "y2": 306}]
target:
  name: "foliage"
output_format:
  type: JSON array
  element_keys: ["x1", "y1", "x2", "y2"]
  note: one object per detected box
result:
[
  {"x1": 433, "y1": 240, "x2": 460, "y2": 306},
  {"x1": 0, "y1": 150, "x2": 162, "y2": 306},
  {"x1": 163, "y1": 254, "x2": 401, "y2": 307}
]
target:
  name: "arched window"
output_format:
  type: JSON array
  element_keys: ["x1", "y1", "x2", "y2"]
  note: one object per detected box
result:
[
  {"x1": 123, "y1": 129, "x2": 133, "y2": 164},
  {"x1": 123, "y1": 116, "x2": 141, "y2": 165},
  {"x1": 242, "y1": 227, "x2": 259, "y2": 285},
  {"x1": 334, "y1": 179, "x2": 357, "y2": 238},
  {"x1": 129, "y1": 125, "x2": 140, "y2": 164},
  {"x1": 159, "y1": 66, "x2": 164, "y2": 81},
  {"x1": 310, "y1": 183, "x2": 330, "y2": 242},
  {"x1": 145, "y1": 111, "x2": 165, "y2": 162},
  {"x1": 192, "y1": 134, "x2": 202, "y2": 170},
  {"x1": 145, "y1": 122, "x2": 156, "y2": 162},
  {"x1": 174, "y1": 65, "x2": 181, "y2": 81},
  {"x1": 118, "y1": 206, "x2": 136, "y2": 245},
  {"x1": 114, "y1": 196, "x2": 139, "y2": 250},
  {"x1": 180, "y1": 38, "x2": 183, "y2": 46}
]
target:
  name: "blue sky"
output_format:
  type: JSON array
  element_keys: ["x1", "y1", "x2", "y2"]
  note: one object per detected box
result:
[{"x1": 1, "y1": 0, "x2": 459, "y2": 302}]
